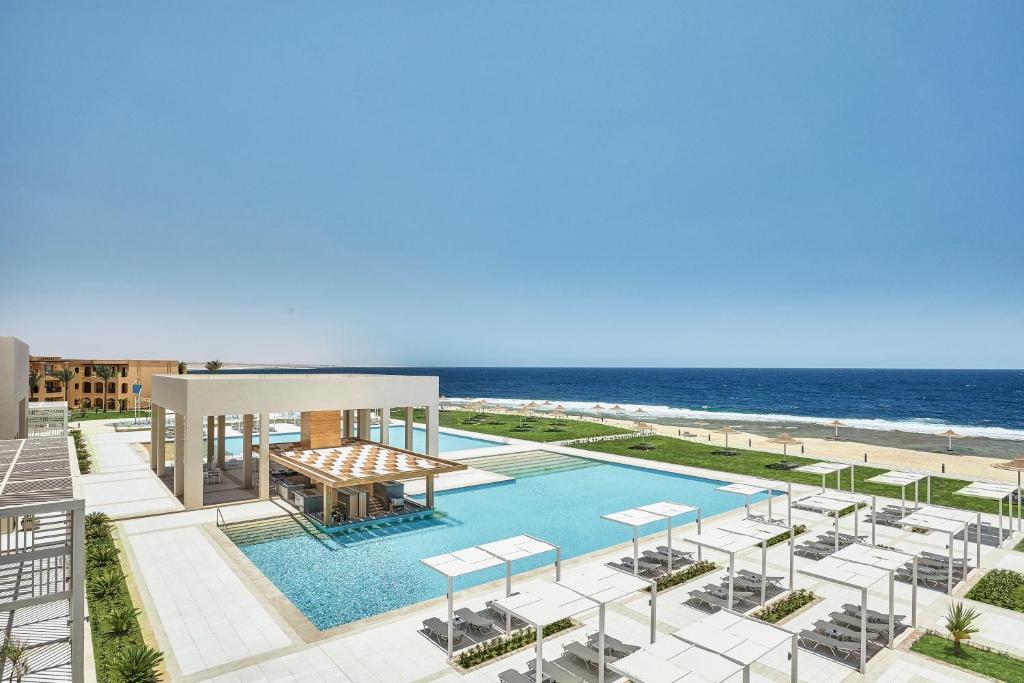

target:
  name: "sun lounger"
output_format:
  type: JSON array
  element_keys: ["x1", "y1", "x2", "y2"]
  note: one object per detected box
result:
[
  {"x1": 586, "y1": 633, "x2": 639, "y2": 658},
  {"x1": 918, "y1": 551, "x2": 969, "y2": 567},
  {"x1": 422, "y1": 617, "x2": 463, "y2": 646},
  {"x1": 487, "y1": 600, "x2": 527, "y2": 629},
  {"x1": 702, "y1": 583, "x2": 755, "y2": 599},
  {"x1": 564, "y1": 641, "x2": 617, "y2": 672},
  {"x1": 818, "y1": 532, "x2": 867, "y2": 545},
  {"x1": 527, "y1": 658, "x2": 587, "y2": 683},
  {"x1": 619, "y1": 556, "x2": 662, "y2": 575},
  {"x1": 798, "y1": 630, "x2": 862, "y2": 661},
  {"x1": 656, "y1": 546, "x2": 694, "y2": 562},
  {"x1": 795, "y1": 543, "x2": 834, "y2": 559},
  {"x1": 689, "y1": 589, "x2": 752, "y2": 612},
  {"x1": 842, "y1": 604, "x2": 904, "y2": 624},
  {"x1": 829, "y1": 611, "x2": 888, "y2": 634},
  {"x1": 737, "y1": 569, "x2": 784, "y2": 587},
  {"x1": 454, "y1": 607, "x2": 493, "y2": 634},
  {"x1": 498, "y1": 670, "x2": 534, "y2": 683}
]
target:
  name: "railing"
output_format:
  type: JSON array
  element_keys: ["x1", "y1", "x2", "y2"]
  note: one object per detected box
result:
[{"x1": 216, "y1": 508, "x2": 225, "y2": 527}]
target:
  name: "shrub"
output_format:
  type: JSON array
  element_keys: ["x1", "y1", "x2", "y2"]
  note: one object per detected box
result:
[
  {"x1": 945, "y1": 601, "x2": 982, "y2": 656},
  {"x1": 761, "y1": 524, "x2": 807, "y2": 548},
  {"x1": 108, "y1": 644, "x2": 164, "y2": 683},
  {"x1": 647, "y1": 560, "x2": 718, "y2": 592},
  {"x1": 89, "y1": 569, "x2": 127, "y2": 601},
  {"x1": 88, "y1": 541, "x2": 120, "y2": 568},
  {"x1": 104, "y1": 604, "x2": 142, "y2": 639},
  {"x1": 752, "y1": 589, "x2": 816, "y2": 623},
  {"x1": 455, "y1": 618, "x2": 573, "y2": 669},
  {"x1": 965, "y1": 569, "x2": 1024, "y2": 613}
]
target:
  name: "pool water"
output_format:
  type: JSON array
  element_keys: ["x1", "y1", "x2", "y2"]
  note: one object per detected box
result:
[
  {"x1": 228, "y1": 456, "x2": 768, "y2": 629},
  {"x1": 218, "y1": 424, "x2": 502, "y2": 455}
]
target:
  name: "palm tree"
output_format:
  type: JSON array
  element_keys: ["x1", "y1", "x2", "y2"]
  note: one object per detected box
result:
[
  {"x1": 204, "y1": 359, "x2": 223, "y2": 373},
  {"x1": 0, "y1": 637, "x2": 31, "y2": 683},
  {"x1": 946, "y1": 601, "x2": 981, "y2": 656},
  {"x1": 48, "y1": 367, "x2": 77, "y2": 405},
  {"x1": 93, "y1": 365, "x2": 116, "y2": 413},
  {"x1": 28, "y1": 369, "x2": 40, "y2": 396}
]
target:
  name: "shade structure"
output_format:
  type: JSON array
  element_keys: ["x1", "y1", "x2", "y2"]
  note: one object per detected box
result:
[
  {"x1": 603, "y1": 501, "x2": 701, "y2": 575},
  {"x1": 673, "y1": 609, "x2": 799, "y2": 682},
  {"x1": 827, "y1": 419, "x2": 847, "y2": 439},
  {"x1": 591, "y1": 404, "x2": 605, "y2": 410},
  {"x1": 609, "y1": 404, "x2": 624, "y2": 413},
  {"x1": 793, "y1": 490, "x2": 877, "y2": 548},
  {"x1": 492, "y1": 581, "x2": 597, "y2": 679},
  {"x1": 421, "y1": 534, "x2": 561, "y2": 657},
  {"x1": 865, "y1": 470, "x2": 931, "y2": 511},
  {"x1": 938, "y1": 429, "x2": 961, "y2": 452},
  {"x1": 609, "y1": 636, "x2": 744, "y2": 683},
  {"x1": 991, "y1": 458, "x2": 1024, "y2": 532},
  {"x1": 794, "y1": 460, "x2": 856, "y2": 492},
  {"x1": 767, "y1": 433, "x2": 803, "y2": 457},
  {"x1": 717, "y1": 425, "x2": 737, "y2": 448},
  {"x1": 899, "y1": 505, "x2": 978, "y2": 593},
  {"x1": 799, "y1": 543, "x2": 917, "y2": 673},
  {"x1": 716, "y1": 517, "x2": 798, "y2": 603},
  {"x1": 955, "y1": 481, "x2": 1019, "y2": 544},
  {"x1": 558, "y1": 564, "x2": 654, "y2": 683},
  {"x1": 717, "y1": 479, "x2": 792, "y2": 525}
]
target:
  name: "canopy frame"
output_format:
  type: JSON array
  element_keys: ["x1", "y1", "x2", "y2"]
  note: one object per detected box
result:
[
  {"x1": 899, "y1": 505, "x2": 977, "y2": 594},
  {"x1": 672, "y1": 609, "x2": 799, "y2": 683},
  {"x1": 602, "y1": 501, "x2": 701, "y2": 575},
  {"x1": 955, "y1": 481, "x2": 1018, "y2": 547},
  {"x1": 793, "y1": 490, "x2": 877, "y2": 548},
  {"x1": 865, "y1": 470, "x2": 931, "y2": 511}
]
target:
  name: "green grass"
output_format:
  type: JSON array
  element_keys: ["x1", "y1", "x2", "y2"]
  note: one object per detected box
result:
[
  {"x1": 1014, "y1": 537, "x2": 1024, "y2": 553},
  {"x1": 455, "y1": 618, "x2": 574, "y2": 670},
  {"x1": 71, "y1": 409, "x2": 150, "y2": 422},
  {"x1": 965, "y1": 569, "x2": 1024, "y2": 613},
  {"x1": 571, "y1": 435, "x2": 1006, "y2": 515},
  {"x1": 396, "y1": 408, "x2": 629, "y2": 443},
  {"x1": 911, "y1": 634, "x2": 1024, "y2": 682}
]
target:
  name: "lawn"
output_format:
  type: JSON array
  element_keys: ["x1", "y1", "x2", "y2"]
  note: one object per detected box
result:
[
  {"x1": 572, "y1": 435, "x2": 1006, "y2": 515},
  {"x1": 1015, "y1": 537, "x2": 1024, "y2": 553},
  {"x1": 71, "y1": 409, "x2": 149, "y2": 422},
  {"x1": 965, "y1": 569, "x2": 1024, "y2": 613},
  {"x1": 394, "y1": 408, "x2": 629, "y2": 443},
  {"x1": 911, "y1": 634, "x2": 1024, "y2": 682}
]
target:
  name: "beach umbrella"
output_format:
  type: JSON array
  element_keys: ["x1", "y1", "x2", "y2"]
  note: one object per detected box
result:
[
  {"x1": 541, "y1": 400, "x2": 552, "y2": 406},
  {"x1": 827, "y1": 420, "x2": 846, "y2": 439},
  {"x1": 591, "y1": 404, "x2": 604, "y2": 411},
  {"x1": 768, "y1": 433, "x2": 804, "y2": 458},
  {"x1": 609, "y1": 404, "x2": 624, "y2": 413},
  {"x1": 632, "y1": 407, "x2": 647, "y2": 416},
  {"x1": 718, "y1": 425, "x2": 737, "y2": 448},
  {"x1": 993, "y1": 457, "x2": 1024, "y2": 532},
  {"x1": 938, "y1": 429, "x2": 961, "y2": 452}
]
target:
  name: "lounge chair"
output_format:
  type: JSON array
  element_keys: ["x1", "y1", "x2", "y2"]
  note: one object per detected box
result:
[
  {"x1": 829, "y1": 611, "x2": 888, "y2": 634},
  {"x1": 689, "y1": 589, "x2": 752, "y2": 612},
  {"x1": 920, "y1": 550, "x2": 969, "y2": 565},
  {"x1": 497, "y1": 670, "x2": 534, "y2": 683},
  {"x1": 795, "y1": 543, "x2": 833, "y2": 559},
  {"x1": 656, "y1": 546, "x2": 694, "y2": 562},
  {"x1": 702, "y1": 583, "x2": 754, "y2": 599},
  {"x1": 737, "y1": 569, "x2": 784, "y2": 587},
  {"x1": 422, "y1": 617, "x2": 463, "y2": 646},
  {"x1": 487, "y1": 600, "x2": 526, "y2": 630},
  {"x1": 564, "y1": 641, "x2": 616, "y2": 672},
  {"x1": 454, "y1": 607, "x2": 493, "y2": 634},
  {"x1": 527, "y1": 658, "x2": 586, "y2": 683},
  {"x1": 798, "y1": 630, "x2": 862, "y2": 661},
  {"x1": 618, "y1": 556, "x2": 662, "y2": 575},
  {"x1": 818, "y1": 532, "x2": 867, "y2": 546},
  {"x1": 586, "y1": 633, "x2": 639, "y2": 658},
  {"x1": 813, "y1": 620, "x2": 882, "y2": 643},
  {"x1": 842, "y1": 604, "x2": 905, "y2": 624}
]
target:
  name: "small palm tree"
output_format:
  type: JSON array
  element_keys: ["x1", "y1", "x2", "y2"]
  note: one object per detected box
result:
[
  {"x1": 28, "y1": 369, "x2": 40, "y2": 395},
  {"x1": 109, "y1": 644, "x2": 164, "y2": 683},
  {"x1": 946, "y1": 601, "x2": 981, "y2": 656},
  {"x1": 48, "y1": 366, "x2": 77, "y2": 405},
  {"x1": 0, "y1": 637, "x2": 31, "y2": 683},
  {"x1": 94, "y1": 365, "x2": 116, "y2": 413},
  {"x1": 204, "y1": 359, "x2": 223, "y2": 373}
]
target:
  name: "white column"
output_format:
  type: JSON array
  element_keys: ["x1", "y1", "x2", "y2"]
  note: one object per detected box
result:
[
  {"x1": 173, "y1": 412, "x2": 185, "y2": 496},
  {"x1": 70, "y1": 502, "x2": 85, "y2": 683},
  {"x1": 242, "y1": 414, "x2": 253, "y2": 489},
  {"x1": 343, "y1": 409, "x2": 352, "y2": 438},
  {"x1": 357, "y1": 409, "x2": 370, "y2": 440},
  {"x1": 259, "y1": 412, "x2": 270, "y2": 500},
  {"x1": 598, "y1": 604, "x2": 606, "y2": 683},
  {"x1": 426, "y1": 473, "x2": 435, "y2": 507},
  {"x1": 206, "y1": 415, "x2": 215, "y2": 463},
  {"x1": 184, "y1": 411, "x2": 205, "y2": 510},
  {"x1": 216, "y1": 415, "x2": 226, "y2": 469},
  {"x1": 379, "y1": 407, "x2": 390, "y2": 445},
  {"x1": 155, "y1": 406, "x2": 166, "y2": 476},
  {"x1": 447, "y1": 576, "x2": 454, "y2": 659},
  {"x1": 149, "y1": 409, "x2": 159, "y2": 470},
  {"x1": 405, "y1": 407, "x2": 414, "y2": 450},
  {"x1": 426, "y1": 403, "x2": 440, "y2": 456},
  {"x1": 860, "y1": 588, "x2": 868, "y2": 674}
]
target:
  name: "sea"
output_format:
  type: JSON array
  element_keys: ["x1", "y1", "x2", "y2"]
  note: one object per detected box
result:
[{"x1": 207, "y1": 367, "x2": 1024, "y2": 441}]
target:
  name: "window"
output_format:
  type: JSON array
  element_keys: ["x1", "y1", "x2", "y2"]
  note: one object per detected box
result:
[
  {"x1": 74, "y1": 367, "x2": 79, "y2": 373},
  {"x1": 84, "y1": 367, "x2": 91, "y2": 377},
  {"x1": 95, "y1": 385, "x2": 103, "y2": 394},
  {"x1": 106, "y1": 399, "x2": 116, "y2": 410},
  {"x1": 120, "y1": 367, "x2": 126, "y2": 378},
  {"x1": 74, "y1": 383, "x2": 79, "y2": 390},
  {"x1": 83, "y1": 382, "x2": 91, "y2": 393},
  {"x1": 73, "y1": 399, "x2": 80, "y2": 406},
  {"x1": 121, "y1": 383, "x2": 128, "y2": 393},
  {"x1": 108, "y1": 382, "x2": 116, "y2": 393}
]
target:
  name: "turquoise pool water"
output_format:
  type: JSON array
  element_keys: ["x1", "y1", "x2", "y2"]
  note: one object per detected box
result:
[
  {"x1": 229, "y1": 456, "x2": 768, "y2": 629},
  {"x1": 219, "y1": 424, "x2": 502, "y2": 455}
]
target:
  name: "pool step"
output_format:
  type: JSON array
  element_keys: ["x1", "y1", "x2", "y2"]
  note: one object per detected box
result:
[
  {"x1": 221, "y1": 514, "x2": 329, "y2": 546},
  {"x1": 460, "y1": 451, "x2": 601, "y2": 479}
]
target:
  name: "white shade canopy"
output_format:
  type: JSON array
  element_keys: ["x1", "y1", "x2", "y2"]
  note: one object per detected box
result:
[
  {"x1": 637, "y1": 501, "x2": 700, "y2": 518},
  {"x1": 717, "y1": 482, "x2": 768, "y2": 497},
  {"x1": 477, "y1": 534, "x2": 558, "y2": 562},
  {"x1": 833, "y1": 542, "x2": 915, "y2": 571},
  {"x1": 610, "y1": 637, "x2": 743, "y2": 683},
  {"x1": 603, "y1": 508, "x2": 666, "y2": 528},
  {"x1": 795, "y1": 461, "x2": 849, "y2": 475},
  {"x1": 866, "y1": 471, "x2": 929, "y2": 486},
  {"x1": 492, "y1": 581, "x2": 595, "y2": 628},
  {"x1": 901, "y1": 506, "x2": 972, "y2": 532},
  {"x1": 793, "y1": 491, "x2": 867, "y2": 513},
  {"x1": 800, "y1": 554, "x2": 891, "y2": 590},
  {"x1": 673, "y1": 610, "x2": 795, "y2": 667},
  {"x1": 680, "y1": 527, "x2": 763, "y2": 554},
  {"x1": 558, "y1": 564, "x2": 650, "y2": 605},
  {"x1": 956, "y1": 481, "x2": 1018, "y2": 500},
  {"x1": 716, "y1": 518, "x2": 791, "y2": 542},
  {"x1": 421, "y1": 547, "x2": 504, "y2": 578}
]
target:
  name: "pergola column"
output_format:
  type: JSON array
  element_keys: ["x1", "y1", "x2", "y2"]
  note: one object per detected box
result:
[
  {"x1": 426, "y1": 473, "x2": 435, "y2": 508},
  {"x1": 343, "y1": 409, "x2": 353, "y2": 438},
  {"x1": 216, "y1": 415, "x2": 226, "y2": 469},
  {"x1": 206, "y1": 415, "x2": 215, "y2": 464},
  {"x1": 149, "y1": 408, "x2": 159, "y2": 470},
  {"x1": 155, "y1": 405, "x2": 166, "y2": 476},
  {"x1": 242, "y1": 414, "x2": 253, "y2": 489},
  {"x1": 323, "y1": 483, "x2": 334, "y2": 525},
  {"x1": 426, "y1": 403, "x2": 439, "y2": 456},
  {"x1": 173, "y1": 412, "x2": 185, "y2": 496},
  {"x1": 357, "y1": 409, "x2": 370, "y2": 440},
  {"x1": 379, "y1": 407, "x2": 390, "y2": 445},
  {"x1": 184, "y1": 411, "x2": 205, "y2": 510},
  {"x1": 258, "y1": 412, "x2": 270, "y2": 500},
  {"x1": 405, "y1": 407, "x2": 414, "y2": 450}
]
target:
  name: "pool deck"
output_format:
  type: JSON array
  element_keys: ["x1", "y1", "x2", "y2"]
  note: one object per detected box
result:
[{"x1": 76, "y1": 417, "x2": 1023, "y2": 682}]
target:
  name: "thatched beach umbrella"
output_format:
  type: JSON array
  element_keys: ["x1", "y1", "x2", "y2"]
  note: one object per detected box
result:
[
  {"x1": 938, "y1": 429, "x2": 961, "y2": 452},
  {"x1": 827, "y1": 420, "x2": 846, "y2": 439},
  {"x1": 632, "y1": 407, "x2": 647, "y2": 416},
  {"x1": 768, "y1": 432, "x2": 804, "y2": 457},
  {"x1": 992, "y1": 457, "x2": 1024, "y2": 532},
  {"x1": 610, "y1": 404, "x2": 624, "y2": 414},
  {"x1": 591, "y1": 404, "x2": 604, "y2": 411},
  {"x1": 718, "y1": 425, "x2": 737, "y2": 448}
]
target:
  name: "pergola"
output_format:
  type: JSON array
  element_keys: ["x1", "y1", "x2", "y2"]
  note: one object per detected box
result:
[
  {"x1": 602, "y1": 501, "x2": 701, "y2": 574},
  {"x1": 795, "y1": 461, "x2": 855, "y2": 491},
  {"x1": 793, "y1": 490, "x2": 877, "y2": 548},
  {"x1": 492, "y1": 581, "x2": 597, "y2": 680},
  {"x1": 865, "y1": 470, "x2": 931, "y2": 511},
  {"x1": 673, "y1": 609, "x2": 799, "y2": 683},
  {"x1": 955, "y1": 481, "x2": 1019, "y2": 544},
  {"x1": 557, "y1": 564, "x2": 654, "y2": 683},
  {"x1": 717, "y1": 479, "x2": 793, "y2": 526},
  {"x1": 609, "y1": 636, "x2": 744, "y2": 683},
  {"x1": 800, "y1": 543, "x2": 918, "y2": 673},
  {"x1": 680, "y1": 517, "x2": 796, "y2": 609},
  {"x1": 420, "y1": 534, "x2": 560, "y2": 657},
  {"x1": 899, "y1": 505, "x2": 978, "y2": 594}
]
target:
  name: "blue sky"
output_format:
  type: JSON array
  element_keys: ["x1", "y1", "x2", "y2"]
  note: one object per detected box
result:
[{"x1": 2, "y1": 2, "x2": 1022, "y2": 368}]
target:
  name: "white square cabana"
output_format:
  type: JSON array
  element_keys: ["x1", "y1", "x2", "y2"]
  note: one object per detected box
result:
[
  {"x1": 609, "y1": 636, "x2": 744, "y2": 683},
  {"x1": 800, "y1": 543, "x2": 917, "y2": 673},
  {"x1": 717, "y1": 479, "x2": 792, "y2": 526},
  {"x1": 795, "y1": 461, "x2": 855, "y2": 491},
  {"x1": 673, "y1": 610, "x2": 799, "y2": 683},
  {"x1": 865, "y1": 470, "x2": 931, "y2": 511},
  {"x1": 899, "y1": 505, "x2": 978, "y2": 594},
  {"x1": 793, "y1": 490, "x2": 876, "y2": 548},
  {"x1": 477, "y1": 535, "x2": 561, "y2": 630},
  {"x1": 717, "y1": 518, "x2": 797, "y2": 604},
  {"x1": 602, "y1": 501, "x2": 701, "y2": 574},
  {"x1": 558, "y1": 564, "x2": 654, "y2": 683},
  {"x1": 678, "y1": 527, "x2": 764, "y2": 611},
  {"x1": 492, "y1": 581, "x2": 597, "y2": 680},
  {"x1": 955, "y1": 481, "x2": 1018, "y2": 545}
]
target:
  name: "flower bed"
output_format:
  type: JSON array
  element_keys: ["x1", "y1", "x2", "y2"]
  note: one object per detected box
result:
[
  {"x1": 762, "y1": 524, "x2": 807, "y2": 548},
  {"x1": 455, "y1": 618, "x2": 574, "y2": 670},
  {"x1": 70, "y1": 429, "x2": 92, "y2": 474},
  {"x1": 751, "y1": 589, "x2": 816, "y2": 623},
  {"x1": 646, "y1": 560, "x2": 718, "y2": 592},
  {"x1": 965, "y1": 569, "x2": 1024, "y2": 613},
  {"x1": 911, "y1": 632, "x2": 1024, "y2": 682}
]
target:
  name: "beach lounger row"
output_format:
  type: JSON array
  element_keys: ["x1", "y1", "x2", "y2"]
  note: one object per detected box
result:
[
  {"x1": 528, "y1": 658, "x2": 587, "y2": 683},
  {"x1": 586, "y1": 632, "x2": 640, "y2": 657}
]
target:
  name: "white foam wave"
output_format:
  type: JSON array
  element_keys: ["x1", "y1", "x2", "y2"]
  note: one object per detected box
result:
[{"x1": 446, "y1": 397, "x2": 1024, "y2": 441}]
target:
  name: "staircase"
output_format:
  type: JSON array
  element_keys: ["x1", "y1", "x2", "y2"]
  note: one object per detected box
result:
[
  {"x1": 460, "y1": 450, "x2": 601, "y2": 479},
  {"x1": 220, "y1": 514, "x2": 328, "y2": 547}
]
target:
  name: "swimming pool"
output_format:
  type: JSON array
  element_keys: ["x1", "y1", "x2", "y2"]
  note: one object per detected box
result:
[
  {"x1": 218, "y1": 424, "x2": 502, "y2": 455},
  {"x1": 227, "y1": 455, "x2": 768, "y2": 629}
]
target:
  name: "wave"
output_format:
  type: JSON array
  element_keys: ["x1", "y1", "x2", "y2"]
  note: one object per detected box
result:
[{"x1": 445, "y1": 397, "x2": 1024, "y2": 441}]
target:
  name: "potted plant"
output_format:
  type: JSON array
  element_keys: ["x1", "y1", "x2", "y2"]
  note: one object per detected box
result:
[{"x1": 20, "y1": 515, "x2": 39, "y2": 532}]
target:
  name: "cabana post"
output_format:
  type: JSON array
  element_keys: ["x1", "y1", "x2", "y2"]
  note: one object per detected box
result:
[
  {"x1": 603, "y1": 501, "x2": 700, "y2": 574},
  {"x1": 673, "y1": 609, "x2": 799, "y2": 682},
  {"x1": 899, "y1": 505, "x2": 977, "y2": 593},
  {"x1": 956, "y1": 481, "x2": 1018, "y2": 547}
]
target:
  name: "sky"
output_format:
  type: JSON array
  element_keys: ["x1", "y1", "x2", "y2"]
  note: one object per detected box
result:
[{"x1": 1, "y1": 2, "x2": 1022, "y2": 368}]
